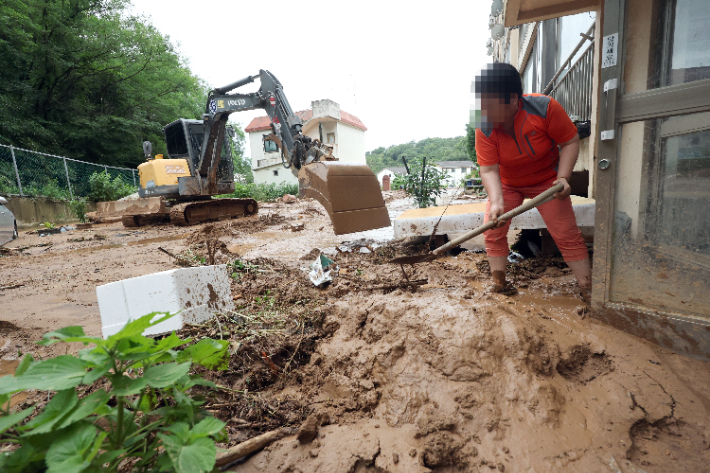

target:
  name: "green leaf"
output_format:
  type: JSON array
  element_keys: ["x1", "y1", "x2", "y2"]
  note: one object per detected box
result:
[
  {"x1": 108, "y1": 374, "x2": 147, "y2": 397},
  {"x1": 14, "y1": 354, "x2": 34, "y2": 377},
  {"x1": 154, "y1": 332, "x2": 189, "y2": 353},
  {"x1": 0, "y1": 407, "x2": 35, "y2": 434},
  {"x1": 0, "y1": 356, "x2": 87, "y2": 394},
  {"x1": 108, "y1": 312, "x2": 175, "y2": 341},
  {"x1": 45, "y1": 422, "x2": 99, "y2": 473},
  {"x1": 136, "y1": 388, "x2": 157, "y2": 413},
  {"x1": 54, "y1": 390, "x2": 110, "y2": 430},
  {"x1": 179, "y1": 375, "x2": 216, "y2": 390},
  {"x1": 82, "y1": 364, "x2": 111, "y2": 385},
  {"x1": 143, "y1": 362, "x2": 191, "y2": 388},
  {"x1": 38, "y1": 326, "x2": 103, "y2": 347},
  {"x1": 0, "y1": 444, "x2": 42, "y2": 473},
  {"x1": 23, "y1": 390, "x2": 79, "y2": 434},
  {"x1": 177, "y1": 339, "x2": 229, "y2": 370},
  {"x1": 159, "y1": 432, "x2": 216, "y2": 473},
  {"x1": 189, "y1": 417, "x2": 225, "y2": 440}
]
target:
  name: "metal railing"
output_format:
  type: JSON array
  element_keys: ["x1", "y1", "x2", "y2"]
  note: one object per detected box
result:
[
  {"x1": 543, "y1": 23, "x2": 596, "y2": 122},
  {"x1": 0, "y1": 144, "x2": 136, "y2": 200}
]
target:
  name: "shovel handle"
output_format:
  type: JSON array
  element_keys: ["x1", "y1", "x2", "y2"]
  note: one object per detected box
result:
[{"x1": 432, "y1": 183, "x2": 564, "y2": 256}]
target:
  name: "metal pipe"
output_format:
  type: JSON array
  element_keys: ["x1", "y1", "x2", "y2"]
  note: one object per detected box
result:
[
  {"x1": 63, "y1": 158, "x2": 73, "y2": 199},
  {"x1": 9, "y1": 146, "x2": 23, "y2": 196},
  {"x1": 543, "y1": 23, "x2": 595, "y2": 95},
  {"x1": 214, "y1": 74, "x2": 258, "y2": 95}
]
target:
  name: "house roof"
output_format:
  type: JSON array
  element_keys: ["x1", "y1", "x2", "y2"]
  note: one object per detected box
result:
[
  {"x1": 244, "y1": 108, "x2": 367, "y2": 133},
  {"x1": 380, "y1": 166, "x2": 407, "y2": 174},
  {"x1": 436, "y1": 161, "x2": 476, "y2": 168}
]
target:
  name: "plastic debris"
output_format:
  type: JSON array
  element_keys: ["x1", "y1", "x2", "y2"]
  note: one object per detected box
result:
[
  {"x1": 507, "y1": 250, "x2": 526, "y2": 264},
  {"x1": 309, "y1": 254, "x2": 339, "y2": 287}
]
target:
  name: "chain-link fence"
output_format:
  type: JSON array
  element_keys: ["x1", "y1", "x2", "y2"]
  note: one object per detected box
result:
[{"x1": 0, "y1": 144, "x2": 137, "y2": 200}]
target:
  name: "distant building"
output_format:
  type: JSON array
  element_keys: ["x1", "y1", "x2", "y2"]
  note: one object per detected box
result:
[
  {"x1": 244, "y1": 99, "x2": 367, "y2": 185},
  {"x1": 435, "y1": 161, "x2": 477, "y2": 187},
  {"x1": 376, "y1": 167, "x2": 407, "y2": 188}
]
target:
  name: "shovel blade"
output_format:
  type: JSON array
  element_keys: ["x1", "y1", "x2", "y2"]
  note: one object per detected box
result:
[
  {"x1": 388, "y1": 254, "x2": 439, "y2": 265},
  {"x1": 298, "y1": 162, "x2": 391, "y2": 235}
]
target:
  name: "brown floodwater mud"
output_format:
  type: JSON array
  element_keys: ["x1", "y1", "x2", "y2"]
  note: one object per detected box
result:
[{"x1": 1, "y1": 195, "x2": 708, "y2": 472}]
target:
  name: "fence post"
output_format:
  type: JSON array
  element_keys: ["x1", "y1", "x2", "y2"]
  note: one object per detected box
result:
[
  {"x1": 132, "y1": 169, "x2": 137, "y2": 187},
  {"x1": 104, "y1": 165, "x2": 108, "y2": 174},
  {"x1": 9, "y1": 146, "x2": 23, "y2": 196},
  {"x1": 63, "y1": 158, "x2": 74, "y2": 200}
]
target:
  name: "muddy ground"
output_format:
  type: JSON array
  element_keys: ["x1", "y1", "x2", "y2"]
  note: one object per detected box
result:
[{"x1": 1, "y1": 192, "x2": 709, "y2": 472}]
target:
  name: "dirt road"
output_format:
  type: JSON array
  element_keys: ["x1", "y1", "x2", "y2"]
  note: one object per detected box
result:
[{"x1": 1, "y1": 193, "x2": 708, "y2": 472}]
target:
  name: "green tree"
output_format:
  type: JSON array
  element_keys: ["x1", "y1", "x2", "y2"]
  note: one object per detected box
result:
[
  {"x1": 465, "y1": 123, "x2": 477, "y2": 164},
  {"x1": 227, "y1": 121, "x2": 253, "y2": 183},
  {"x1": 0, "y1": 0, "x2": 207, "y2": 168},
  {"x1": 365, "y1": 136, "x2": 471, "y2": 175}
]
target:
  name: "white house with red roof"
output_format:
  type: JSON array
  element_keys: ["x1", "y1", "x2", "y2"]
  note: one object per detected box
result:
[{"x1": 244, "y1": 99, "x2": 367, "y2": 186}]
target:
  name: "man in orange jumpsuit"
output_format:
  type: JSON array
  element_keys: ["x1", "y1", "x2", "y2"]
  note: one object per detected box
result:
[{"x1": 474, "y1": 63, "x2": 591, "y2": 302}]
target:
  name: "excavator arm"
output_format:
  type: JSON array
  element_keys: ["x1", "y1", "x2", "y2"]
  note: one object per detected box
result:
[{"x1": 192, "y1": 70, "x2": 390, "y2": 234}]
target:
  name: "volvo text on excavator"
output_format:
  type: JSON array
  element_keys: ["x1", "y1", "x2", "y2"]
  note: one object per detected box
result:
[{"x1": 96, "y1": 70, "x2": 390, "y2": 235}]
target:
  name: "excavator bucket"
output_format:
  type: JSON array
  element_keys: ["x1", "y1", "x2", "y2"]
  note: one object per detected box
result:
[{"x1": 298, "y1": 162, "x2": 391, "y2": 235}]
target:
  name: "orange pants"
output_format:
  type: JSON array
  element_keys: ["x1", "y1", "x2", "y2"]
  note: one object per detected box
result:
[{"x1": 484, "y1": 178, "x2": 588, "y2": 262}]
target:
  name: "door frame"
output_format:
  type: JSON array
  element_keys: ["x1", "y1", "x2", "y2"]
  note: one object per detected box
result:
[{"x1": 591, "y1": 0, "x2": 710, "y2": 360}]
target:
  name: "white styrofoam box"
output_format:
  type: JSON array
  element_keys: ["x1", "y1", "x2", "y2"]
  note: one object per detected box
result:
[{"x1": 97, "y1": 264, "x2": 234, "y2": 339}]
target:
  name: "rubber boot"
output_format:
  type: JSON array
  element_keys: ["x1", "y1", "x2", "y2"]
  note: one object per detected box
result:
[{"x1": 492, "y1": 270, "x2": 518, "y2": 296}]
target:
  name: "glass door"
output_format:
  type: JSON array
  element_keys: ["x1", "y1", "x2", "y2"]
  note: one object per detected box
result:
[{"x1": 593, "y1": 0, "x2": 710, "y2": 358}]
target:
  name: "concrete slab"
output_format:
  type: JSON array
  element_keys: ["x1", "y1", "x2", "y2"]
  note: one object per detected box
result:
[
  {"x1": 96, "y1": 264, "x2": 234, "y2": 338},
  {"x1": 393, "y1": 196, "x2": 595, "y2": 239}
]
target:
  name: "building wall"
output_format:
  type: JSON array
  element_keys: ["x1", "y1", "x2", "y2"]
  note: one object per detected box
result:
[
  {"x1": 437, "y1": 165, "x2": 475, "y2": 187},
  {"x1": 248, "y1": 131, "x2": 280, "y2": 171},
  {"x1": 335, "y1": 123, "x2": 366, "y2": 165},
  {"x1": 253, "y1": 164, "x2": 298, "y2": 186}
]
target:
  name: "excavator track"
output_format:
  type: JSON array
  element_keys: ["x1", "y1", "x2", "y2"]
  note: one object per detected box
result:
[{"x1": 169, "y1": 198, "x2": 258, "y2": 226}]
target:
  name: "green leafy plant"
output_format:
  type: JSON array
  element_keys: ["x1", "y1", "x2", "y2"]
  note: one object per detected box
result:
[
  {"x1": 254, "y1": 290, "x2": 275, "y2": 307},
  {"x1": 87, "y1": 172, "x2": 135, "y2": 202},
  {"x1": 23, "y1": 180, "x2": 72, "y2": 201},
  {"x1": 0, "y1": 312, "x2": 229, "y2": 473},
  {"x1": 218, "y1": 182, "x2": 299, "y2": 203},
  {"x1": 41, "y1": 221, "x2": 56, "y2": 229},
  {"x1": 69, "y1": 198, "x2": 89, "y2": 223},
  {"x1": 398, "y1": 157, "x2": 448, "y2": 208}
]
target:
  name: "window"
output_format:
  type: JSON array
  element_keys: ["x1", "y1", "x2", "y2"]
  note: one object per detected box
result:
[
  {"x1": 523, "y1": 37, "x2": 538, "y2": 93},
  {"x1": 165, "y1": 122, "x2": 189, "y2": 156},
  {"x1": 665, "y1": 0, "x2": 710, "y2": 86},
  {"x1": 327, "y1": 133, "x2": 335, "y2": 144},
  {"x1": 557, "y1": 12, "x2": 596, "y2": 77},
  {"x1": 273, "y1": 170, "x2": 279, "y2": 176},
  {"x1": 264, "y1": 135, "x2": 278, "y2": 153}
]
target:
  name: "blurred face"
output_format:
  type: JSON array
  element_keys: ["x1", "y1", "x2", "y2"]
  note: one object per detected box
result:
[{"x1": 479, "y1": 93, "x2": 519, "y2": 128}]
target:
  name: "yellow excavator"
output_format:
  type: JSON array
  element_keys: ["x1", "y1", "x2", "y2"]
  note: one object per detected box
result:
[{"x1": 96, "y1": 70, "x2": 390, "y2": 235}]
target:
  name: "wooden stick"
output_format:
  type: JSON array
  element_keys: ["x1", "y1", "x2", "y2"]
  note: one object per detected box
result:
[
  {"x1": 432, "y1": 183, "x2": 563, "y2": 256},
  {"x1": 364, "y1": 279, "x2": 428, "y2": 291},
  {"x1": 157, "y1": 246, "x2": 177, "y2": 258},
  {"x1": 0, "y1": 284, "x2": 24, "y2": 291},
  {"x1": 215, "y1": 428, "x2": 286, "y2": 468}
]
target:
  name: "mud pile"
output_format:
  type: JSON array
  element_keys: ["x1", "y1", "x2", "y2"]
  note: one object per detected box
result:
[{"x1": 212, "y1": 251, "x2": 709, "y2": 473}]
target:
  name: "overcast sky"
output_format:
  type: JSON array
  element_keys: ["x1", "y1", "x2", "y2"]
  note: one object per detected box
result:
[{"x1": 130, "y1": 0, "x2": 492, "y2": 157}]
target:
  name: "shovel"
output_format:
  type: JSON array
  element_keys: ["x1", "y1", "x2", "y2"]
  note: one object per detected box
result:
[{"x1": 389, "y1": 183, "x2": 564, "y2": 265}]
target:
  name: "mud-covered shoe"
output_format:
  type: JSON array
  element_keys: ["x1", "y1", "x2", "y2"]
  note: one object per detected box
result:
[
  {"x1": 579, "y1": 286, "x2": 591, "y2": 303},
  {"x1": 491, "y1": 270, "x2": 517, "y2": 295},
  {"x1": 493, "y1": 283, "x2": 518, "y2": 296}
]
